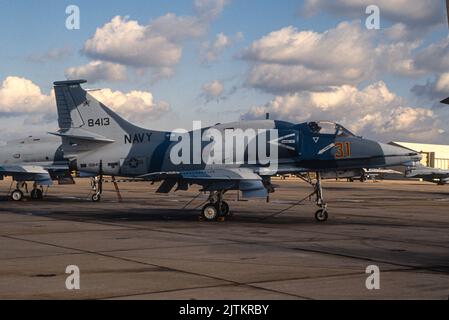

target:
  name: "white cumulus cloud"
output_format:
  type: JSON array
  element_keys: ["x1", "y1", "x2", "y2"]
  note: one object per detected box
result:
[
  {"x1": 82, "y1": 2, "x2": 229, "y2": 80},
  {"x1": 201, "y1": 80, "x2": 225, "y2": 102},
  {"x1": 83, "y1": 16, "x2": 184, "y2": 71},
  {"x1": 0, "y1": 76, "x2": 170, "y2": 128},
  {"x1": 194, "y1": 0, "x2": 229, "y2": 21},
  {"x1": 302, "y1": 0, "x2": 446, "y2": 29},
  {"x1": 201, "y1": 32, "x2": 243, "y2": 63},
  {"x1": 242, "y1": 22, "x2": 375, "y2": 93},
  {"x1": 65, "y1": 61, "x2": 127, "y2": 83},
  {"x1": 244, "y1": 81, "x2": 446, "y2": 143},
  {"x1": 89, "y1": 88, "x2": 171, "y2": 122},
  {"x1": 0, "y1": 76, "x2": 54, "y2": 114}
]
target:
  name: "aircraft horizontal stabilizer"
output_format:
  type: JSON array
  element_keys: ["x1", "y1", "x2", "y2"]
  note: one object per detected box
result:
[
  {"x1": 441, "y1": 97, "x2": 449, "y2": 105},
  {"x1": 0, "y1": 165, "x2": 53, "y2": 185},
  {"x1": 49, "y1": 129, "x2": 115, "y2": 143}
]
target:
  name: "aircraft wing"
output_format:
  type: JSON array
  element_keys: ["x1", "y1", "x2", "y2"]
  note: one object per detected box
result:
[
  {"x1": 141, "y1": 168, "x2": 268, "y2": 198},
  {"x1": 0, "y1": 164, "x2": 54, "y2": 185}
]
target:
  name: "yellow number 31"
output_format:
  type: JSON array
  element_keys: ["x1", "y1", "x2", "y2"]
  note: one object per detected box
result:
[{"x1": 335, "y1": 142, "x2": 351, "y2": 159}]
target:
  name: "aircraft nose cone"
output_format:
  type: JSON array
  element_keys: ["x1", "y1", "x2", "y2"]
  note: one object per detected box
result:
[
  {"x1": 378, "y1": 143, "x2": 407, "y2": 156},
  {"x1": 378, "y1": 143, "x2": 422, "y2": 166}
]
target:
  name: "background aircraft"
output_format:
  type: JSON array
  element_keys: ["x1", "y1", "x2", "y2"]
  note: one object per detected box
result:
[
  {"x1": 447, "y1": 0, "x2": 449, "y2": 28},
  {"x1": 50, "y1": 80, "x2": 420, "y2": 222},
  {"x1": 406, "y1": 165, "x2": 449, "y2": 185},
  {"x1": 0, "y1": 135, "x2": 73, "y2": 201},
  {"x1": 405, "y1": 97, "x2": 449, "y2": 185},
  {"x1": 344, "y1": 168, "x2": 403, "y2": 182}
]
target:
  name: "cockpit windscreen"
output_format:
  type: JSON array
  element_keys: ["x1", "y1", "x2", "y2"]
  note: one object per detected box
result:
[{"x1": 308, "y1": 121, "x2": 355, "y2": 137}]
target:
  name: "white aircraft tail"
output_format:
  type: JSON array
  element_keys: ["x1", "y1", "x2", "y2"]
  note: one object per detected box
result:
[{"x1": 52, "y1": 80, "x2": 146, "y2": 142}]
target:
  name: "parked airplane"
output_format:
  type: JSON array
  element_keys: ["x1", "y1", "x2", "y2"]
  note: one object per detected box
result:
[
  {"x1": 0, "y1": 135, "x2": 73, "y2": 201},
  {"x1": 406, "y1": 165, "x2": 449, "y2": 185},
  {"x1": 443, "y1": 0, "x2": 449, "y2": 32},
  {"x1": 50, "y1": 80, "x2": 420, "y2": 222},
  {"x1": 441, "y1": 96, "x2": 449, "y2": 105},
  {"x1": 345, "y1": 168, "x2": 403, "y2": 182},
  {"x1": 405, "y1": 97, "x2": 449, "y2": 185}
]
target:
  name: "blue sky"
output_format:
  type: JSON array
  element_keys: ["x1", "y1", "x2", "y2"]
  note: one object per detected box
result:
[{"x1": 0, "y1": 0, "x2": 448, "y2": 143}]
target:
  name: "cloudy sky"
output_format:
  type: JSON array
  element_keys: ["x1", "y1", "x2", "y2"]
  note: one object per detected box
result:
[{"x1": 0, "y1": 0, "x2": 448, "y2": 144}]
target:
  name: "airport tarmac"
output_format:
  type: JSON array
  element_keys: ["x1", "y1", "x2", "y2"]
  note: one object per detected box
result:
[{"x1": 0, "y1": 177, "x2": 448, "y2": 300}]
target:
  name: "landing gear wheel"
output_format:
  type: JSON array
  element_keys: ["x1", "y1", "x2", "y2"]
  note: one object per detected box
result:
[
  {"x1": 315, "y1": 209, "x2": 328, "y2": 222},
  {"x1": 91, "y1": 193, "x2": 101, "y2": 202},
  {"x1": 202, "y1": 204, "x2": 218, "y2": 221},
  {"x1": 11, "y1": 189, "x2": 24, "y2": 202},
  {"x1": 30, "y1": 189, "x2": 43, "y2": 200},
  {"x1": 217, "y1": 201, "x2": 230, "y2": 217}
]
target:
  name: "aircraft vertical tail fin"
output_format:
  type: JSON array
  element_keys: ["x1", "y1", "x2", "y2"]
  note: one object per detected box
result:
[
  {"x1": 54, "y1": 80, "x2": 87, "y2": 130},
  {"x1": 53, "y1": 80, "x2": 139, "y2": 141},
  {"x1": 446, "y1": 0, "x2": 449, "y2": 28}
]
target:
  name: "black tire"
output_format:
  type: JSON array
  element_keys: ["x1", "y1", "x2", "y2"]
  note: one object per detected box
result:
[
  {"x1": 202, "y1": 204, "x2": 218, "y2": 221},
  {"x1": 216, "y1": 201, "x2": 230, "y2": 216},
  {"x1": 315, "y1": 209, "x2": 328, "y2": 222},
  {"x1": 10, "y1": 189, "x2": 24, "y2": 202},
  {"x1": 30, "y1": 189, "x2": 43, "y2": 200},
  {"x1": 91, "y1": 193, "x2": 101, "y2": 202}
]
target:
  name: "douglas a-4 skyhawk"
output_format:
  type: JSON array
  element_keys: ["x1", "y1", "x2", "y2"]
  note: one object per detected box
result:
[{"x1": 43, "y1": 79, "x2": 421, "y2": 222}]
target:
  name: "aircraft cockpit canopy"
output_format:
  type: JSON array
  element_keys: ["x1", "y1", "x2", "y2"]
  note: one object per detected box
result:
[{"x1": 307, "y1": 121, "x2": 355, "y2": 137}]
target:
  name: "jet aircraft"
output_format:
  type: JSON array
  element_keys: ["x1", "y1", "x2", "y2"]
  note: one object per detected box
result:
[
  {"x1": 406, "y1": 165, "x2": 449, "y2": 185},
  {"x1": 50, "y1": 80, "x2": 420, "y2": 222},
  {"x1": 405, "y1": 97, "x2": 449, "y2": 186},
  {"x1": 0, "y1": 135, "x2": 73, "y2": 201}
]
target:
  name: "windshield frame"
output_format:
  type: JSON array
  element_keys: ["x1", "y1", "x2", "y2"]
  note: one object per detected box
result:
[{"x1": 307, "y1": 121, "x2": 356, "y2": 137}]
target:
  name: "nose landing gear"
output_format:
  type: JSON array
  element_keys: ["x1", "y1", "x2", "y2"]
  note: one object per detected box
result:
[
  {"x1": 313, "y1": 172, "x2": 328, "y2": 223},
  {"x1": 315, "y1": 208, "x2": 328, "y2": 222},
  {"x1": 262, "y1": 172, "x2": 329, "y2": 222}
]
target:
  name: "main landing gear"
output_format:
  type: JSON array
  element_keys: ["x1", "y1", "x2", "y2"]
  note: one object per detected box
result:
[
  {"x1": 30, "y1": 185, "x2": 44, "y2": 200},
  {"x1": 200, "y1": 190, "x2": 231, "y2": 222},
  {"x1": 10, "y1": 182, "x2": 44, "y2": 201},
  {"x1": 90, "y1": 176, "x2": 103, "y2": 202},
  {"x1": 198, "y1": 172, "x2": 329, "y2": 223},
  {"x1": 90, "y1": 160, "x2": 104, "y2": 202}
]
